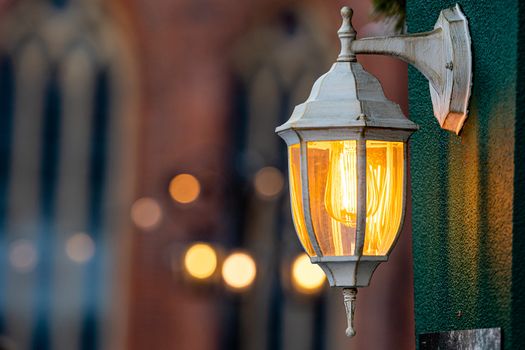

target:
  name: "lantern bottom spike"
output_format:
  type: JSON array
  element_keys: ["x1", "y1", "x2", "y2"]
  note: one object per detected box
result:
[{"x1": 342, "y1": 287, "x2": 357, "y2": 337}]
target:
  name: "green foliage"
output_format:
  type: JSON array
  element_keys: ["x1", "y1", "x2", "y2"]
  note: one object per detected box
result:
[{"x1": 372, "y1": 0, "x2": 406, "y2": 31}]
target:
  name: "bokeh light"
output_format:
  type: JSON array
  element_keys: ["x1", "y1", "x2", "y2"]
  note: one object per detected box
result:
[
  {"x1": 254, "y1": 166, "x2": 284, "y2": 199},
  {"x1": 66, "y1": 232, "x2": 95, "y2": 264},
  {"x1": 183, "y1": 243, "x2": 218, "y2": 280},
  {"x1": 131, "y1": 197, "x2": 162, "y2": 230},
  {"x1": 291, "y1": 253, "x2": 326, "y2": 294},
  {"x1": 222, "y1": 251, "x2": 256, "y2": 291},
  {"x1": 9, "y1": 239, "x2": 38, "y2": 273},
  {"x1": 169, "y1": 174, "x2": 200, "y2": 204}
]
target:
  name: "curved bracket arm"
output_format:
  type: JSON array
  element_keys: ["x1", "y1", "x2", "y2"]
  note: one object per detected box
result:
[
  {"x1": 351, "y1": 29, "x2": 445, "y2": 94},
  {"x1": 340, "y1": 4, "x2": 472, "y2": 134}
]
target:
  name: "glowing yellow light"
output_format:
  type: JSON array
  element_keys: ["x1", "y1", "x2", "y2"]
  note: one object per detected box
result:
[
  {"x1": 169, "y1": 174, "x2": 201, "y2": 204},
  {"x1": 288, "y1": 140, "x2": 404, "y2": 257},
  {"x1": 222, "y1": 252, "x2": 256, "y2": 290},
  {"x1": 291, "y1": 253, "x2": 325, "y2": 294},
  {"x1": 66, "y1": 232, "x2": 95, "y2": 264},
  {"x1": 289, "y1": 146, "x2": 315, "y2": 256},
  {"x1": 183, "y1": 243, "x2": 218, "y2": 280},
  {"x1": 254, "y1": 167, "x2": 284, "y2": 199},
  {"x1": 325, "y1": 141, "x2": 380, "y2": 226},
  {"x1": 363, "y1": 141, "x2": 404, "y2": 255},
  {"x1": 131, "y1": 197, "x2": 162, "y2": 230}
]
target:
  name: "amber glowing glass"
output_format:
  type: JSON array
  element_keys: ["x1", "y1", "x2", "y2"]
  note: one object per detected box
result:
[
  {"x1": 307, "y1": 141, "x2": 357, "y2": 256},
  {"x1": 363, "y1": 140, "x2": 404, "y2": 255},
  {"x1": 289, "y1": 145, "x2": 315, "y2": 256},
  {"x1": 288, "y1": 140, "x2": 404, "y2": 257},
  {"x1": 325, "y1": 141, "x2": 382, "y2": 226}
]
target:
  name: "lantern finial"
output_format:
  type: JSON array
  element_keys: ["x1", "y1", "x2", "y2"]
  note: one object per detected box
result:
[
  {"x1": 343, "y1": 287, "x2": 357, "y2": 337},
  {"x1": 337, "y1": 6, "x2": 357, "y2": 62}
]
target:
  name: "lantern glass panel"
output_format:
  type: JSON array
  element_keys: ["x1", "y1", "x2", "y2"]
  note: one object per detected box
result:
[
  {"x1": 364, "y1": 140, "x2": 404, "y2": 255},
  {"x1": 289, "y1": 144, "x2": 315, "y2": 256},
  {"x1": 288, "y1": 140, "x2": 404, "y2": 258},
  {"x1": 307, "y1": 141, "x2": 357, "y2": 256}
]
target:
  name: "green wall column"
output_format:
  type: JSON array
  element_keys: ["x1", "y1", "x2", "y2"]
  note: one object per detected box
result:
[{"x1": 407, "y1": 0, "x2": 522, "y2": 348}]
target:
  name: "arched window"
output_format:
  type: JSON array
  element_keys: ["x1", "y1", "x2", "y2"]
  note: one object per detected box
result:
[
  {"x1": 0, "y1": 2, "x2": 138, "y2": 349},
  {"x1": 229, "y1": 8, "x2": 334, "y2": 350}
]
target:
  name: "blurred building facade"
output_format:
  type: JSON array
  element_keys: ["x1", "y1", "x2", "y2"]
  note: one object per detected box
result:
[{"x1": 0, "y1": 0, "x2": 414, "y2": 349}]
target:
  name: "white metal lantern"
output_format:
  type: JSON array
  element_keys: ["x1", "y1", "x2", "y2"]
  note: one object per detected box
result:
[{"x1": 276, "y1": 5, "x2": 471, "y2": 337}]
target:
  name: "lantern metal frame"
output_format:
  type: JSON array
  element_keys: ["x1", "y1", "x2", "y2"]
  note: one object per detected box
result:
[
  {"x1": 276, "y1": 4, "x2": 472, "y2": 338},
  {"x1": 278, "y1": 130, "x2": 413, "y2": 290}
]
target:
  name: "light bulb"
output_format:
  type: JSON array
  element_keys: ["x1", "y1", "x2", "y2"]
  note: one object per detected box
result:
[{"x1": 324, "y1": 141, "x2": 381, "y2": 226}]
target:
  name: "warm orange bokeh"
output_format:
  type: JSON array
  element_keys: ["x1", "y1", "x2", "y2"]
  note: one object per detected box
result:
[{"x1": 169, "y1": 174, "x2": 201, "y2": 204}]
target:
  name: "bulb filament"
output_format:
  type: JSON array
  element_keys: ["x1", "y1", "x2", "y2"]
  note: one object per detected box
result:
[{"x1": 324, "y1": 141, "x2": 382, "y2": 227}]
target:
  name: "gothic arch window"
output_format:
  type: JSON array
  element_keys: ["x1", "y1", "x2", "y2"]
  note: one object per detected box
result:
[
  {"x1": 0, "y1": 1, "x2": 138, "y2": 349},
  {"x1": 229, "y1": 8, "x2": 334, "y2": 350}
]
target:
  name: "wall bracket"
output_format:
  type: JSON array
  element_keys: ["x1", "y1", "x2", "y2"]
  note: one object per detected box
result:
[{"x1": 349, "y1": 4, "x2": 472, "y2": 134}]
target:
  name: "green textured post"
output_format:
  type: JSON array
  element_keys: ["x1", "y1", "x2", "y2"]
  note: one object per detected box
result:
[{"x1": 407, "y1": 0, "x2": 523, "y2": 348}]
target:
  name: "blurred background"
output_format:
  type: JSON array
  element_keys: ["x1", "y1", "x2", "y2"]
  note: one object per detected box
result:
[{"x1": 0, "y1": 0, "x2": 415, "y2": 349}]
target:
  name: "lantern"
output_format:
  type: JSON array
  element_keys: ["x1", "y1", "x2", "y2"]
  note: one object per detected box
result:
[{"x1": 276, "y1": 5, "x2": 472, "y2": 337}]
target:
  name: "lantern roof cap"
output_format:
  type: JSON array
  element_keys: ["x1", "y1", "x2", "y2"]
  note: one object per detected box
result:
[
  {"x1": 276, "y1": 61, "x2": 419, "y2": 133},
  {"x1": 277, "y1": 6, "x2": 418, "y2": 134}
]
